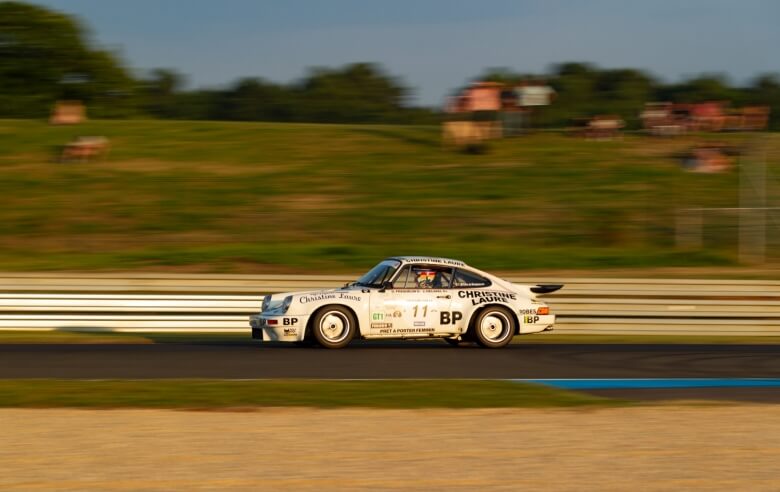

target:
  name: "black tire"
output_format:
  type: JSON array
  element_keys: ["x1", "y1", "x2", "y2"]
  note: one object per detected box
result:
[
  {"x1": 471, "y1": 306, "x2": 515, "y2": 349},
  {"x1": 311, "y1": 305, "x2": 356, "y2": 349}
]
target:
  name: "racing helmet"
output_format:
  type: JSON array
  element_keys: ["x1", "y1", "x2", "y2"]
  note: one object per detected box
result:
[{"x1": 416, "y1": 269, "x2": 436, "y2": 288}]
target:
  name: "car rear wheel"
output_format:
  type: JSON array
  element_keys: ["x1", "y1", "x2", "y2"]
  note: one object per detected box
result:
[
  {"x1": 472, "y1": 306, "x2": 515, "y2": 348},
  {"x1": 312, "y1": 306, "x2": 356, "y2": 349}
]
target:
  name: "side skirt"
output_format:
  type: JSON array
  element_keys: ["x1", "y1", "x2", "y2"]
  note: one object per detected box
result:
[{"x1": 361, "y1": 332, "x2": 459, "y2": 340}]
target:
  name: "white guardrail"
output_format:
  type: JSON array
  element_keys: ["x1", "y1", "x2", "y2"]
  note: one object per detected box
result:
[{"x1": 1, "y1": 273, "x2": 780, "y2": 335}]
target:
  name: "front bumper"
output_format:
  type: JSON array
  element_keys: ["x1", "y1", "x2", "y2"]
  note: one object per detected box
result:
[{"x1": 249, "y1": 313, "x2": 309, "y2": 342}]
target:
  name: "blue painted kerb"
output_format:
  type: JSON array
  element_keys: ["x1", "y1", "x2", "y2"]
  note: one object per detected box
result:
[{"x1": 520, "y1": 379, "x2": 780, "y2": 390}]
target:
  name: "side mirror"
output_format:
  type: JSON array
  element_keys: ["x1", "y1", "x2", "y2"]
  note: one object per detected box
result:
[{"x1": 379, "y1": 280, "x2": 393, "y2": 292}]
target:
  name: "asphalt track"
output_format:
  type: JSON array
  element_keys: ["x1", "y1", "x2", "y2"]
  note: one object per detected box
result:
[{"x1": 1, "y1": 341, "x2": 779, "y2": 379}]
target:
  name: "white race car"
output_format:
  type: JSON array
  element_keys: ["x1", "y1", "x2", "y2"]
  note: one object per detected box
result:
[{"x1": 249, "y1": 256, "x2": 562, "y2": 349}]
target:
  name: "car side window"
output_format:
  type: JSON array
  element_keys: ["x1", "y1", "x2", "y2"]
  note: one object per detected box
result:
[
  {"x1": 407, "y1": 265, "x2": 453, "y2": 289},
  {"x1": 452, "y1": 269, "x2": 491, "y2": 288},
  {"x1": 392, "y1": 266, "x2": 412, "y2": 288}
]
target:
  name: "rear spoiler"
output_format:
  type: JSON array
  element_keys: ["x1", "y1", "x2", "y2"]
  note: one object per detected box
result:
[{"x1": 530, "y1": 284, "x2": 564, "y2": 294}]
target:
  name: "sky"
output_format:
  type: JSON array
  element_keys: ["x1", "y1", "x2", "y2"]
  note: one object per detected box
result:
[{"x1": 36, "y1": 0, "x2": 780, "y2": 106}]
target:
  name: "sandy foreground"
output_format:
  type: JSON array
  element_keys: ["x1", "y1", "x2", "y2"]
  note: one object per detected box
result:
[{"x1": 1, "y1": 406, "x2": 779, "y2": 491}]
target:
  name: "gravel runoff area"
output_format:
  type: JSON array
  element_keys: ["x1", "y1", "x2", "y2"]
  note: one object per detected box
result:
[{"x1": 1, "y1": 406, "x2": 779, "y2": 491}]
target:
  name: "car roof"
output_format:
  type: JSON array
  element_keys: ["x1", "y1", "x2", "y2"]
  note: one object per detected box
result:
[{"x1": 387, "y1": 256, "x2": 468, "y2": 268}]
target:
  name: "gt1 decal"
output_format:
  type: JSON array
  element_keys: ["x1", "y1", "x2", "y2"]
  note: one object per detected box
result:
[
  {"x1": 372, "y1": 313, "x2": 384, "y2": 321},
  {"x1": 440, "y1": 311, "x2": 463, "y2": 325},
  {"x1": 283, "y1": 317, "x2": 299, "y2": 325},
  {"x1": 524, "y1": 315, "x2": 541, "y2": 324},
  {"x1": 458, "y1": 290, "x2": 517, "y2": 306}
]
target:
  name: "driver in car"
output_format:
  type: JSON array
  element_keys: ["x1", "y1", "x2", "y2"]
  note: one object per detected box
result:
[{"x1": 416, "y1": 270, "x2": 436, "y2": 288}]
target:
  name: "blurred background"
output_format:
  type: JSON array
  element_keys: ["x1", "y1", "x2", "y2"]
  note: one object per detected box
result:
[{"x1": 1, "y1": 0, "x2": 779, "y2": 273}]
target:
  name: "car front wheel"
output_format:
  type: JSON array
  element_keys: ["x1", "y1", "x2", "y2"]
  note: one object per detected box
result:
[
  {"x1": 312, "y1": 306, "x2": 356, "y2": 349},
  {"x1": 472, "y1": 307, "x2": 515, "y2": 348}
]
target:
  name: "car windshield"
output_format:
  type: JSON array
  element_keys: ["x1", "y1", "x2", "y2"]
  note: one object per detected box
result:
[{"x1": 355, "y1": 259, "x2": 401, "y2": 287}]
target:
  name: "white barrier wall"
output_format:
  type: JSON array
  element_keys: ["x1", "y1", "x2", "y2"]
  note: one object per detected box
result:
[{"x1": 1, "y1": 274, "x2": 780, "y2": 335}]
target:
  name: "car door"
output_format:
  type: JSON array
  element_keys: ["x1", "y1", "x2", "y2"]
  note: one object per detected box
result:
[{"x1": 368, "y1": 264, "x2": 453, "y2": 337}]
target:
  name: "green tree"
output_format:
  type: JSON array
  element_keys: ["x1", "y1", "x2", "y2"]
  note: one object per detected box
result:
[
  {"x1": 0, "y1": 1, "x2": 134, "y2": 117},
  {"x1": 542, "y1": 62, "x2": 599, "y2": 126},
  {"x1": 214, "y1": 77, "x2": 294, "y2": 121},
  {"x1": 140, "y1": 68, "x2": 185, "y2": 118},
  {"x1": 748, "y1": 74, "x2": 780, "y2": 130},
  {"x1": 295, "y1": 63, "x2": 409, "y2": 123},
  {"x1": 594, "y1": 69, "x2": 657, "y2": 127},
  {"x1": 657, "y1": 74, "x2": 737, "y2": 104}
]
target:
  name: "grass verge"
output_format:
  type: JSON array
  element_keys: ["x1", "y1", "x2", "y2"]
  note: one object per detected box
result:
[
  {"x1": 0, "y1": 119, "x2": 773, "y2": 271},
  {"x1": 0, "y1": 379, "x2": 621, "y2": 409},
  {"x1": 0, "y1": 330, "x2": 154, "y2": 344}
]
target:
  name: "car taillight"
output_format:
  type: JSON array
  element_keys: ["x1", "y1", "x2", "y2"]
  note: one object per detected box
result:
[
  {"x1": 267, "y1": 319, "x2": 278, "y2": 325},
  {"x1": 537, "y1": 306, "x2": 550, "y2": 315}
]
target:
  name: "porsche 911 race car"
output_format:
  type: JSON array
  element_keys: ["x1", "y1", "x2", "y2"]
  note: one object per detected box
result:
[{"x1": 249, "y1": 256, "x2": 562, "y2": 349}]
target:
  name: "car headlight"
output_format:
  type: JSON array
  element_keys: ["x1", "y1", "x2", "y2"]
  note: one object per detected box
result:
[
  {"x1": 261, "y1": 296, "x2": 270, "y2": 312},
  {"x1": 281, "y1": 295, "x2": 293, "y2": 314}
]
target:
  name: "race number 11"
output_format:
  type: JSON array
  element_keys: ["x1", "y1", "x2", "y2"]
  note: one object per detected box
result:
[{"x1": 412, "y1": 305, "x2": 428, "y2": 317}]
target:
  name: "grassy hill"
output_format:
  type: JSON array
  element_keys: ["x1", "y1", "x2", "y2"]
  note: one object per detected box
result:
[{"x1": 0, "y1": 119, "x2": 773, "y2": 272}]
